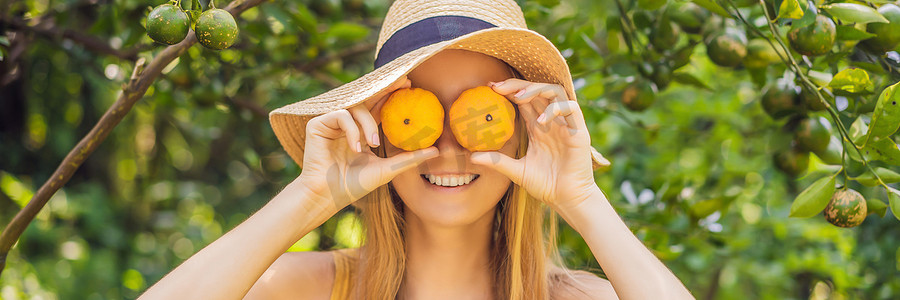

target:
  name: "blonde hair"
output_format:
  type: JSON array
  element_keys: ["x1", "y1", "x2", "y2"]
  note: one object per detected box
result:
[{"x1": 344, "y1": 65, "x2": 593, "y2": 299}]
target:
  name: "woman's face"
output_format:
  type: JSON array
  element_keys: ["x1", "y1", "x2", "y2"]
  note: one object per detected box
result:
[{"x1": 385, "y1": 49, "x2": 519, "y2": 227}]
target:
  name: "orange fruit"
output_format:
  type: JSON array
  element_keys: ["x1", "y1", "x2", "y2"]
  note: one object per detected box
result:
[
  {"x1": 448, "y1": 86, "x2": 516, "y2": 151},
  {"x1": 380, "y1": 88, "x2": 445, "y2": 151}
]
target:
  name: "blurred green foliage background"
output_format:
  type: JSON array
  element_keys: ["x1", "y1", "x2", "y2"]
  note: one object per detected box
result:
[{"x1": 1, "y1": 0, "x2": 899, "y2": 299}]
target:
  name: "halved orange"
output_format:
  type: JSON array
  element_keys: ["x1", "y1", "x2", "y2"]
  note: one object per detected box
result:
[
  {"x1": 380, "y1": 88, "x2": 445, "y2": 151},
  {"x1": 448, "y1": 86, "x2": 516, "y2": 151}
]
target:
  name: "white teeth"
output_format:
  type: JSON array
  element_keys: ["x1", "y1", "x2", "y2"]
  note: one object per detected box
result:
[{"x1": 425, "y1": 174, "x2": 476, "y2": 187}]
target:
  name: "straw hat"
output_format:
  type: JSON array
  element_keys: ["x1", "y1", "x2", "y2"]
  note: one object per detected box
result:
[{"x1": 269, "y1": 0, "x2": 610, "y2": 170}]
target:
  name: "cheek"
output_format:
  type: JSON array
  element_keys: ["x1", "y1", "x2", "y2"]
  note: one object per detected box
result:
[{"x1": 391, "y1": 170, "x2": 422, "y2": 200}]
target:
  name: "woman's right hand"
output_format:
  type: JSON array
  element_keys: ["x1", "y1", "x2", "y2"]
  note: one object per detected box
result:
[{"x1": 296, "y1": 76, "x2": 439, "y2": 213}]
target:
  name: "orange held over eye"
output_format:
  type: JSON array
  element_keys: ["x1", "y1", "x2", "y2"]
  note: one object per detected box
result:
[
  {"x1": 449, "y1": 86, "x2": 516, "y2": 151},
  {"x1": 380, "y1": 88, "x2": 445, "y2": 151}
]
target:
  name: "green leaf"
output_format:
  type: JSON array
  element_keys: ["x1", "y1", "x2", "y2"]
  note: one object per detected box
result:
[
  {"x1": 261, "y1": 4, "x2": 299, "y2": 35},
  {"x1": 851, "y1": 167, "x2": 900, "y2": 186},
  {"x1": 864, "y1": 82, "x2": 900, "y2": 146},
  {"x1": 823, "y1": 3, "x2": 889, "y2": 24},
  {"x1": 816, "y1": 137, "x2": 844, "y2": 165},
  {"x1": 748, "y1": 66, "x2": 768, "y2": 89},
  {"x1": 843, "y1": 137, "x2": 864, "y2": 162},
  {"x1": 828, "y1": 68, "x2": 874, "y2": 95},
  {"x1": 835, "y1": 25, "x2": 876, "y2": 41},
  {"x1": 672, "y1": 71, "x2": 712, "y2": 90},
  {"x1": 188, "y1": 10, "x2": 201, "y2": 29},
  {"x1": 862, "y1": 138, "x2": 900, "y2": 165},
  {"x1": 778, "y1": 0, "x2": 804, "y2": 20},
  {"x1": 789, "y1": 174, "x2": 836, "y2": 218},
  {"x1": 324, "y1": 22, "x2": 371, "y2": 42},
  {"x1": 896, "y1": 247, "x2": 900, "y2": 270},
  {"x1": 849, "y1": 116, "x2": 869, "y2": 145},
  {"x1": 853, "y1": 61, "x2": 885, "y2": 76},
  {"x1": 293, "y1": 5, "x2": 318, "y2": 35},
  {"x1": 807, "y1": 70, "x2": 832, "y2": 87},
  {"x1": 606, "y1": 16, "x2": 622, "y2": 31},
  {"x1": 638, "y1": 0, "x2": 666, "y2": 11},
  {"x1": 691, "y1": 0, "x2": 731, "y2": 17},
  {"x1": 887, "y1": 187, "x2": 900, "y2": 221},
  {"x1": 791, "y1": 1, "x2": 818, "y2": 30},
  {"x1": 867, "y1": 198, "x2": 888, "y2": 217},
  {"x1": 691, "y1": 198, "x2": 723, "y2": 219}
]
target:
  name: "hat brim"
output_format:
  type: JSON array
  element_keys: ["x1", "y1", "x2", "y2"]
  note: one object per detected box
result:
[{"x1": 270, "y1": 27, "x2": 611, "y2": 171}]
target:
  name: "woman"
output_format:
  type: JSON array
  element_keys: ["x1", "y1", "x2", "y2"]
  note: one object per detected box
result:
[{"x1": 140, "y1": 0, "x2": 692, "y2": 299}]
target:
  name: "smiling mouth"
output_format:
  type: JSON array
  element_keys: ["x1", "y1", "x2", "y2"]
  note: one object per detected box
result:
[{"x1": 420, "y1": 174, "x2": 481, "y2": 187}]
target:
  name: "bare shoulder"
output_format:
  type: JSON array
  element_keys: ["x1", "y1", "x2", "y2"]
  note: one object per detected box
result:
[
  {"x1": 244, "y1": 251, "x2": 336, "y2": 300},
  {"x1": 551, "y1": 269, "x2": 618, "y2": 300}
]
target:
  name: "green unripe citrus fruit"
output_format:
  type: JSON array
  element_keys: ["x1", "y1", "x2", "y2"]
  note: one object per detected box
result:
[
  {"x1": 800, "y1": 87, "x2": 828, "y2": 111},
  {"x1": 668, "y1": 2, "x2": 708, "y2": 34},
  {"x1": 706, "y1": 27, "x2": 747, "y2": 67},
  {"x1": 773, "y1": 147, "x2": 809, "y2": 177},
  {"x1": 861, "y1": 4, "x2": 900, "y2": 53},
  {"x1": 649, "y1": 62, "x2": 672, "y2": 90},
  {"x1": 824, "y1": 189, "x2": 867, "y2": 228},
  {"x1": 743, "y1": 39, "x2": 785, "y2": 69},
  {"x1": 146, "y1": 4, "x2": 190, "y2": 45},
  {"x1": 787, "y1": 15, "x2": 836, "y2": 56},
  {"x1": 650, "y1": 19, "x2": 680, "y2": 51},
  {"x1": 761, "y1": 80, "x2": 801, "y2": 119},
  {"x1": 195, "y1": 8, "x2": 239, "y2": 50},
  {"x1": 794, "y1": 117, "x2": 830, "y2": 154},
  {"x1": 622, "y1": 80, "x2": 657, "y2": 112}
]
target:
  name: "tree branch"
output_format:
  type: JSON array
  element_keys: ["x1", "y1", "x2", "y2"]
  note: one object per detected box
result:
[
  {"x1": 0, "y1": 16, "x2": 146, "y2": 61},
  {"x1": 0, "y1": 0, "x2": 267, "y2": 276}
]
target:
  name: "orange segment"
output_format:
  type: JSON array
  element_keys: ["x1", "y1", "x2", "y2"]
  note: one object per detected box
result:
[
  {"x1": 380, "y1": 88, "x2": 445, "y2": 151},
  {"x1": 449, "y1": 86, "x2": 516, "y2": 151}
]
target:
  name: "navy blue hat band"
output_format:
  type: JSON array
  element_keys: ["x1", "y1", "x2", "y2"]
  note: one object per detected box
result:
[{"x1": 374, "y1": 15, "x2": 497, "y2": 69}]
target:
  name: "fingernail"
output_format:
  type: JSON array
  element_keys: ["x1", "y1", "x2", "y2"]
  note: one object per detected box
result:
[
  {"x1": 537, "y1": 113, "x2": 546, "y2": 123},
  {"x1": 514, "y1": 89, "x2": 526, "y2": 98},
  {"x1": 493, "y1": 81, "x2": 505, "y2": 87},
  {"x1": 372, "y1": 133, "x2": 380, "y2": 146},
  {"x1": 356, "y1": 141, "x2": 362, "y2": 152}
]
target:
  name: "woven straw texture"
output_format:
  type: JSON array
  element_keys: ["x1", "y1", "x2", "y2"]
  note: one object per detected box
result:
[{"x1": 269, "y1": 0, "x2": 610, "y2": 170}]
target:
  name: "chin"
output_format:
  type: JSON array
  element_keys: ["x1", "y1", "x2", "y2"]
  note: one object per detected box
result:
[{"x1": 391, "y1": 170, "x2": 510, "y2": 227}]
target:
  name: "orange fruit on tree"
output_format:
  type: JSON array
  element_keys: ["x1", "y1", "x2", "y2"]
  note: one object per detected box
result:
[
  {"x1": 380, "y1": 88, "x2": 445, "y2": 151},
  {"x1": 449, "y1": 86, "x2": 516, "y2": 151}
]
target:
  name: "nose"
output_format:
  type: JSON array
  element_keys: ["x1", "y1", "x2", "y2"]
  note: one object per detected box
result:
[
  {"x1": 436, "y1": 114, "x2": 468, "y2": 153},
  {"x1": 420, "y1": 110, "x2": 471, "y2": 172}
]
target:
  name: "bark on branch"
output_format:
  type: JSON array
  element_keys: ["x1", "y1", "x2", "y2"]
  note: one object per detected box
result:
[{"x1": 0, "y1": 0, "x2": 266, "y2": 276}]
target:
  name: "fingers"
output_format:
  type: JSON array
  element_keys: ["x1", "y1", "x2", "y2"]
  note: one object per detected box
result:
[
  {"x1": 367, "y1": 76, "x2": 412, "y2": 123},
  {"x1": 490, "y1": 78, "x2": 532, "y2": 99},
  {"x1": 490, "y1": 79, "x2": 568, "y2": 105},
  {"x1": 375, "y1": 146, "x2": 440, "y2": 179},
  {"x1": 313, "y1": 109, "x2": 362, "y2": 152},
  {"x1": 539, "y1": 100, "x2": 586, "y2": 132},
  {"x1": 348, "y1": 104, "x2": 381, "y2": 148},
  {"x1": 517, "y1": 100, "x2": 539, "y2": 123},
  {"x1": 341, "y1": 76, "x2": 411, "y2": 150},
  {"x1": 470, "y1": 152, "x2": 525, "y2": 186}
]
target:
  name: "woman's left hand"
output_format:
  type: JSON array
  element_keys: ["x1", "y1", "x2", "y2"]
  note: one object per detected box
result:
[{"x1": 470, "y1": 78, "x2": 600, "y2": 211}]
